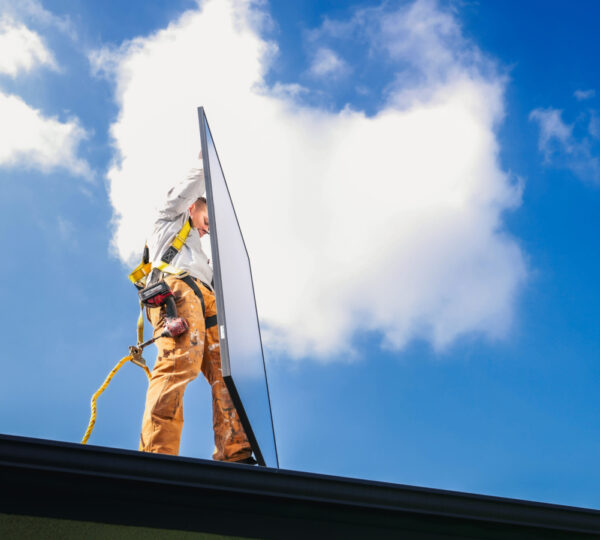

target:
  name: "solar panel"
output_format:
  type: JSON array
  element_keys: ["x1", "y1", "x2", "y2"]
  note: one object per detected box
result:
[{"x1": 198, "y1": 107, "x2": 278, "y2": 468}]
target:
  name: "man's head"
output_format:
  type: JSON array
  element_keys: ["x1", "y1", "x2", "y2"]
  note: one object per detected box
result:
[{"x1": 188, "y1": 197, "x2": 209, "y2": 237}]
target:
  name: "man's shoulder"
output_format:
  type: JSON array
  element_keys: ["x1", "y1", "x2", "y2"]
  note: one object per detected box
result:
[
  {"x1": 154, "y1": 210, "x2": 187, "y2": 228},
  {"x1": 149, "y1": 212, "x2": 187, "y2": 246}
]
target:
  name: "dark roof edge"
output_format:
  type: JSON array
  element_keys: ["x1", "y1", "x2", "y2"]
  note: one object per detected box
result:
[{"x1": 0, "y1": 434, "x2": 598, "y2": 534}]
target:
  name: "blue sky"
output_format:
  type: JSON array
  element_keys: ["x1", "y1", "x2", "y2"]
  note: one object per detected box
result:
[{"x1": 1, "y1": 0, "x2": 600, "y2": 510}]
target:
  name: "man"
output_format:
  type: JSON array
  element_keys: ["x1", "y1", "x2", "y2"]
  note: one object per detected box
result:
[{"x1": 139, "y1": 155, "x2": 254, "y2": 463}]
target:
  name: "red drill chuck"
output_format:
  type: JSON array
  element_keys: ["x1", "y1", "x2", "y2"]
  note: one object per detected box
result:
[{"x1": 162, "y1": 316, "x2": 189, "y2": 338}]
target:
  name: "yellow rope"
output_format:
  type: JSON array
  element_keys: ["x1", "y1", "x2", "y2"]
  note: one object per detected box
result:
[{"x1": 81, "y1": 355, "x2": 152, "y2": 445}]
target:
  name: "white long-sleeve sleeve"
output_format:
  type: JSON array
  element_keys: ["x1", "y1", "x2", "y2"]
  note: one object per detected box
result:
[{"x1": 158, "y1": 163, "x2": 206, "y2": 219}]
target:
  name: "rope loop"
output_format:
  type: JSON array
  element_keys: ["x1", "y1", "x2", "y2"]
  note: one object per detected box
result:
[{"x1": 81, "y1": 355, "x2": 151, "y2": 445}]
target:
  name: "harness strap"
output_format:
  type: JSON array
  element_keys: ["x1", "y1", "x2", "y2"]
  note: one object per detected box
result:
[
  {"x1": 179, "y1": 275, "x2": 218, "y2": 330},
  {"x1": 153, "y1": 218, "x2": 193, "y2": 275},
  {"x1": 136, "y1": 301, "x2": 144, "y2": 346},
  {"x1": 180, "y1": 275, "x2": 205, "y2": 317},
  {"x1": 129, "y1": 261, "x2": 152, "y2": 286},
  {"x1": 157, "y1": 218, "x2": 192, "y2": 267},
  {"x1": 128, "y1": 218, "x2": 193, "y2": 286}
]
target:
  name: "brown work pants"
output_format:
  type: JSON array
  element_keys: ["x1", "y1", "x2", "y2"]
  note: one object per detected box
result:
[{"x1": 139, "y1": 275, "x2": 252, "y2": 461}]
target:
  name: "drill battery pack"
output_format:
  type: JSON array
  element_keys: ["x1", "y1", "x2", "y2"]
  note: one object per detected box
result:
[{"x1": 138, "y1": 280, "x2": 173, "y2": 307}]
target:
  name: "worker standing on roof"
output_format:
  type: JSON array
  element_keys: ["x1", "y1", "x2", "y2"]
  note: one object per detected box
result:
[{"x1": 138, "y1": 153, "x2": 254, "y2": 464}]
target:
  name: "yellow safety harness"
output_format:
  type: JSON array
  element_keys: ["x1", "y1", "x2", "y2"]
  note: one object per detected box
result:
[
  {"x1": 128, "y1": 218, "x2": 193, "y2": 345},
  {"x1": 81, "y1": 218, "x2": 193, "y2": 445}
]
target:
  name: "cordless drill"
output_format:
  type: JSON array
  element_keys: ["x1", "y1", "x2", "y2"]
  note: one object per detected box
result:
[{"x1": 139, "y1": 280, "x2": 189, "y2": 339}]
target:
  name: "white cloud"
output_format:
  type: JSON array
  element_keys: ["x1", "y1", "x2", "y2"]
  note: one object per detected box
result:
[
  {"x1": 529, "y1": 108, "x2": 573, "y2": 153},
  {"x1": 269, "y1": 82, "x2": 309, "y2": 100},
  {"x1": 97, "y1": 0, "x2": 526, "y2": 359},
  {"x1": 0, "y1": 0, "x2": 75, "y2": 39},
  {"x1": 0, "y1": 6, "x2": 90, "y2": 179},
  {"x1": 308, "y1": 0, "x2": 495, "y2": 108},
  {"x1": 0, "y1": 16, "x2": 57, "y2": 76},
  {"x1": 308, "y1": 47, "x2": 349, "y2": 78},
  {"x1": 89, "y1": 45, "x2": 121, "y2": 80},
  {"x1": 574, "y1": 89, "x2": 595, "y2": 101},
  {"x1": 0, "y1": 91, "x2": 91, "y2": 178},
  {"x1": 530, "y1": 107, "x2": 600, "y2": 182}
]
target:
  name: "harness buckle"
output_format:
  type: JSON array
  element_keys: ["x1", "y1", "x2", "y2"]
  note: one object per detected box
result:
[{"x1": 129, "y1": 345, "x2": 146, "y2": 369}]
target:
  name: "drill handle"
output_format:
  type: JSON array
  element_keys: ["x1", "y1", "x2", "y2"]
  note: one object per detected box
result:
[{"x1": 164, "y1": 296, "x2": 177, "y2": 319}]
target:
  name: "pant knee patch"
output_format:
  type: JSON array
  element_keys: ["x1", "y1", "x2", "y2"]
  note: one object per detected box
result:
[{"x1": 152, "y1": 387, "x2": 181, "y2": 420}]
